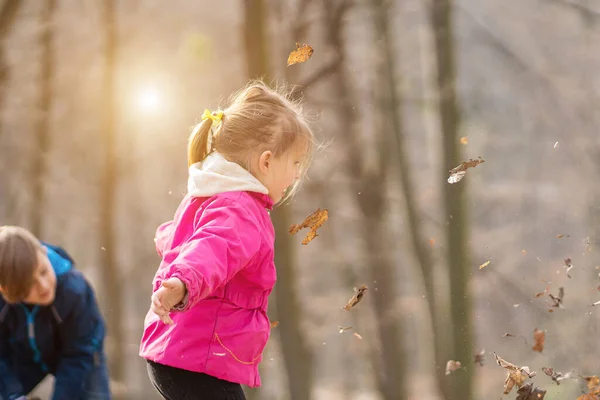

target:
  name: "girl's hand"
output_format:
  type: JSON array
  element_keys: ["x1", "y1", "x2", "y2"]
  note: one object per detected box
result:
[{"x1": 151, "y1": 278, "x2": 186, "y2": 325}]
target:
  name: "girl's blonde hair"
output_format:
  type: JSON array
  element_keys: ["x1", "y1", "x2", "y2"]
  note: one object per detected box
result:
[{"x1": 188, "y1": 81, "x2": 315, "y2": 203}]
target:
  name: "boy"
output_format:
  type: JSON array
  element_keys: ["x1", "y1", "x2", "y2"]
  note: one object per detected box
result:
[{"x1": 0, "y1": 226, "x2": 111, "y2": 400}]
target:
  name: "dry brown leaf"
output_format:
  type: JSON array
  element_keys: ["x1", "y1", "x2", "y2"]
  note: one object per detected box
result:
[
  {"x1": 535, "y1": 285, "x2": 551, "y2": 298},
  {"x1": 479, "y1": 260, "x2": 491, "y2": 270},
  {"x1": 548, "y1": 287, "x2": 564, "y2": 310},
  {"x1": 287, "y1": 43, "x2": 314, "y2": 66},
  {"x1": 564, "y1": 258, "x2": 574, "y2": 279},
  {"x1": 494, "y1": 353, "x2": 536, "y2": 395},
  {"x1": 473, "y1": 349, "x2": 486, "y2": 367},
  {"x1": 532, "y1": 329, "x2": 545, "y2": 353},
  {"x1": 577, "y1": 376, "x2": 600, "y2": 400},
  {"x1": 445, "y1": 360, "x2": 462, "y2": 375},
  {"x1": 541, "y1": 367, "x2": 572, "y2": 385},
  {"x1": 338, "y1": 326, "x2": 353, "y2": 334},
  {"x1": 516, "y1": 382, "x2": 546, "y2": 400},
  {"x1": 289, "y1": 208, "x2": 328, "y2": 245},
  {"x1": 343, "y1": 285, "x2": 368, "y2": 311},
  {"x1": 270, "y1": 320, "x2": 279, "y2": 328},
  {"x1": 447, "y1": 156, "x2": 485, "y2": 184}
]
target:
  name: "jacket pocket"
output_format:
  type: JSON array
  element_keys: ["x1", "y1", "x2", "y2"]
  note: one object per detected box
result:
[{"x1": 211, "y1": 302, "x2": 270, "y2": 365}]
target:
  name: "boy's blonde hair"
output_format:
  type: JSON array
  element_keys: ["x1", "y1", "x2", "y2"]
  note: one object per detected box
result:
[
  {"x1": 188, "y1": 81, "x2": 315, "y2": 203},
  {"x1": 0, "y1": 226, "x2": 43, "y2": 303}
]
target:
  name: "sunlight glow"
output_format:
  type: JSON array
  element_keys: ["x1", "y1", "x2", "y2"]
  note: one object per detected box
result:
[{"x1": 136, "y1": 86, "x2": 161, "y2": 112}]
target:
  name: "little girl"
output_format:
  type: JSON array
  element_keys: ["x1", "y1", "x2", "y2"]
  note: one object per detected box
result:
[{"x1": 139, "y1": 81, "x2": 315, "y2": 400}]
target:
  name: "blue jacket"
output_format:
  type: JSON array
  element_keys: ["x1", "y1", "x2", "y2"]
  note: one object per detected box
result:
[{"x1": 0, "y1": 243, "x2": 106, "y2": 400}]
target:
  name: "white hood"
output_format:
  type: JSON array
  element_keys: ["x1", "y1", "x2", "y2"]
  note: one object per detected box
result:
[{"x1": 187, "y1": 152, "x2": 269, "y2": 198}]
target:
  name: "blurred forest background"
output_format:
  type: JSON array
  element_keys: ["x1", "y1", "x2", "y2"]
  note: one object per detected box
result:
[{"x1": 1, "y1": 0, "x2": 599, "y2": 399}]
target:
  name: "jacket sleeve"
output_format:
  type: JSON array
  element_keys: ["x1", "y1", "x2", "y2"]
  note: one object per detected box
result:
[
  {"x1": 0, "y1": 310, "x2": 26, "y2": 400},
  {"x1": 157, "y1": 197, "x2": 262, "y2": 311},
  {"x1": 52, "y1": 276, "x2": 104, "y2": 400}
]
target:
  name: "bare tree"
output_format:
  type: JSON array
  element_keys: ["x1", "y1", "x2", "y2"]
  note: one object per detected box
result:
[
  {"x1": 30, "y1": 0, "x2": 56, "y2": 238},
  {"x1": 244, "y1": 1, "x2": 314, "y2": 399},
  {"x1": 323, "y1": 0, "x2": 409, "y2": 398},
  {"x1": 429, "y1": 0, "x2": 474, "y2": 398},
  {"x1": 100, "y1": 0, "x2": 125, "y2": 391},
  {"x1": 0, "y1": 0, "x2": 21, "y2": 144}
]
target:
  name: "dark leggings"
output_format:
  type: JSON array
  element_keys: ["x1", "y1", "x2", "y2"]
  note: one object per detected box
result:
[{"x1": 147, "y1": 360, "x2": 247, "y2": 400}]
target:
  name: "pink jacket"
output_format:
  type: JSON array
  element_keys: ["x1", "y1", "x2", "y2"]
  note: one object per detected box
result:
[{"x1": 140, "y1": 153, "x2": 276, "y2": 387}]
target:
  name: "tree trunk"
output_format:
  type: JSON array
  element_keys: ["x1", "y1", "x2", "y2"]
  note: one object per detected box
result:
[
  {"x1": 100, "y1": 0, "x2": 125, "y2": 392},
  {"x1": 0, "y1": 0, "x2": 21, "y2": 144},
  {"x1": 375, "y1": 0, "x2": 453, "y2": 398},
  {"x1": 323, "y1": 1, "x2": 409, "y2": 398},
  {"x1": 30, "y1": 0, "x2": 56, "y2": 238},
  {"x1": 429, "y1": 0, "x2": 474, "y2": 398},
  {"x1": 243, "y1": 1, "x2": 313, "y2": 399}
]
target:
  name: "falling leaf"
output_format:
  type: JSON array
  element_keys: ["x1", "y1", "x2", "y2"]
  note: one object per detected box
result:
[
  {"x1": 548, "y1": 287, "x2": 564, "y2": 310},
  {"x1": 289, "y1": 208, "x2": 328, "y2": 245},
  {"x1": 592, "y1": 300, "x2": 600, "y2": 307},
  {"x1": 564, "y1": 258, "x2": 574, "y2": 279},
  {"x1": 479, "y1": 260, "x2": 491, "y2": 270},
  {"x1": 270, "y1": 320, "x2": 279, "y2": 328},
  {"x1": 494, "y1": 353, "x2": 536, "y2": 395},
  {"x1": 460, "y1": 136, "x2": 469, "y2": 145},
  {"x1": 542, "y1": 367, "x2": 573, "y2": 385},
  {"x1": 577, "y1": 376, "x2": 600, "y2": 400},
  {"x1": 287, "y1": 43, "x2": 314, "y2": 66},
  {"x1": 445, "y1": 360, "x2": 462, "y2": 375},
  {"x1": 447, "y1": 156, "x2": 485, "y2": 184},
  {"x1": 474, "y1": 349, "x2": 486, "y2": 366},
  {"x1": 553, "y1": 141, "x2": 559, "y2": 149},
  {"x1": 343, "y1": 285, "x2": 368, "y2": 311},
  {"x1": 503, "y1": 333, "x2": 517, "y2": 337},
  {"x1": 535, "y1": 285, "x2": 551, "y2": 298},
  {"x1": 522, "y1": 249, "x2": 528, "y2": 255},
  {"x1": 338, "y1": 326, "x2": 353, "y2": 334},
  {"x1": 532, "y1": 329, "x2": 545, "y2": 353},
  {"x1": 516, "y1": 382, "x2": 547, "y2": 400},
  {"x1": 353, "y1": 332, "x2": 363, "y2": 340},
  {"x1": 429, "y1": 238, "x2": 436, "y2": 247}
]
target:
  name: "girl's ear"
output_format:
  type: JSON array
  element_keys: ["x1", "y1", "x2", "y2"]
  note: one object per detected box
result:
[{"x1": 258, "y1": 150, "x2": 273, "y2": 175}]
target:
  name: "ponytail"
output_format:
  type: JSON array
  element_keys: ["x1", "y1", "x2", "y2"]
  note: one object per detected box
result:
[
  {"x1": 188, "y1": 109, "x2": 225, "y2": 167},
  {"x1": 187, "y1": 118, "x2": 213, "y2": 167}
]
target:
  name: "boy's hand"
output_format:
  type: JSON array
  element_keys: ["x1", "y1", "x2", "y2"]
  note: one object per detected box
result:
[{"x1": 151, "y1": 277, "x2": 186, "y2": 325}]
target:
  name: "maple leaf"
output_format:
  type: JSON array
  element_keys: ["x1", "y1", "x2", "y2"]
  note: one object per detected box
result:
[
  {"x1": 447, "y1": 156, "x2": 485, "y2": 184},
  {"x1": 494, "y1": 353, "x2": 536, "y2": 395},
  {"x1": 343, "y1": 285, "x2": 368, "y2": 311},
  {"x1": 516, "y1": 382, "x2": 546, "y2": 400},
  {"x1": 532, "y1": 329, "x2": 545, "y2": 353},
  {"x1": 287, "y1": 43, "x2": 314, "y2": 66},
  {"x1": 270, "y1": 320, "x2": 279, "y2": 328},
  {"x1": 289, "y1": 208, "x2": 328, "y2": 245},
  {"x1": 541, "y1": 367, "x2": 573, "y2": 385},
  {"x1": 564, "y1": 258, "x2": 574, "y2": 279},
  {"x1": 474, "y1": 349, "x2": 486, "y2": 366},
  {"x1": 445, "y1": 360, "x2": 462, "y2": 375}
]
